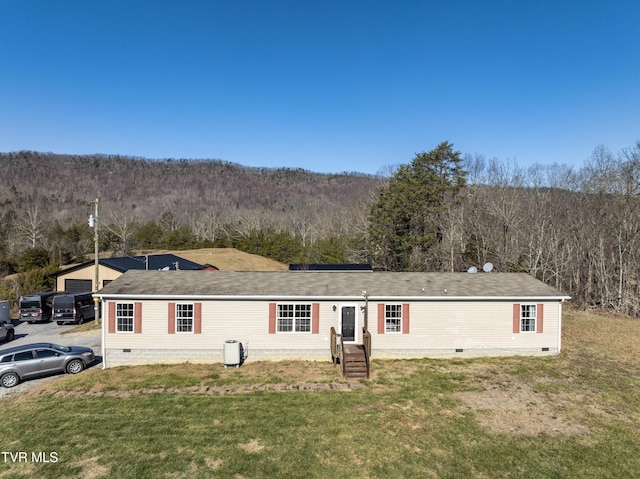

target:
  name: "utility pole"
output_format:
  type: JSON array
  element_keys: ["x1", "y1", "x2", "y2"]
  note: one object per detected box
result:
[{"x1": 89, "y1": 198, "x2": 100, "y2": 324}]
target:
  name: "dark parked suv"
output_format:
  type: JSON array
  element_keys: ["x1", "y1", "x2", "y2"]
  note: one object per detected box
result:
[
  {"x1": 53, "y1": 292, "x2": 95, "y2": 325},
  {"x1": 19, "y1": 291, "x2": 63, "y2": 323},
  {"x1": 0, "y1": 343, "x2": 95, "y2": 388}
]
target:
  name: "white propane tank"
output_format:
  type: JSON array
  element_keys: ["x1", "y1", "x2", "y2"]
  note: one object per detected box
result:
[{"x1": 223, "y1": 340, "x2": 241, "y2": 368}]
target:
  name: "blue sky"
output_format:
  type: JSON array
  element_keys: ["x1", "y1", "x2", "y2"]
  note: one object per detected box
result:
[{"x1": 1, "y1": 0, "x2": 638, "y2": 175}]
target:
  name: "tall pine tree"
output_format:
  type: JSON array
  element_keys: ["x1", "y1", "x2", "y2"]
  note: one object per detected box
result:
[{"x1": 368, "y1": 142, "x2": 467, "y2": 271}]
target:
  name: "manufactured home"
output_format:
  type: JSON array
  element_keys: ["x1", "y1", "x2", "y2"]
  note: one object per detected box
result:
[{"x1": 96, "y1": 270, "x2": 570, "y2": 372}]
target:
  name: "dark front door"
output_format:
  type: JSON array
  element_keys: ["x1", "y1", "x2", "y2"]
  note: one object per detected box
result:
[{"x1": 341, "y1": 306, "x2": 356, "y2": 342}]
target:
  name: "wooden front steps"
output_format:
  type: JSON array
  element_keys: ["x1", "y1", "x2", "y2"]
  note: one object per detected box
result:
[
  {"x1": 342, "y1": 344, "x2": 368, "y2": 379},
  {"x1": 330, "y1": 327, "x2": 371, "y2": 379}
]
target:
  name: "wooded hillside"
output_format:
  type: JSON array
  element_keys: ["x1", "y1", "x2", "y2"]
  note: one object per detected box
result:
[
  {"x1": 0, "y1": 151, "x2": 379, "y2": 266},
  {"x1": 0, "y1": 151, "x2": 378, "y2": 228}
]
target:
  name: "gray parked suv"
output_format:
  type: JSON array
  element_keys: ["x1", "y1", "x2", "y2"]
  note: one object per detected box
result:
[
  {"x1": 0, "y1": 343, "x2": 95, "y2": 388},
  {"x1": 0, "y1": 322, "x2": 14, "y2": 343}
]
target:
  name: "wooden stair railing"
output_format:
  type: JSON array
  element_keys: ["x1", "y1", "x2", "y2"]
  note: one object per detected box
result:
[
  {"x1": 330, "y1": 326, "x2": 338, "y2": 365},
  {"x1": 362, "y1": 327, "x2": 371, "y2": 379},
  {"x1": 330, "y1": 327, "x2": 345, "y2": 376}
]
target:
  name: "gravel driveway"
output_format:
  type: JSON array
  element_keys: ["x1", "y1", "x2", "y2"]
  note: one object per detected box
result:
[{"x1": 0, "y1": 319, "x2": 102, "y2": 399}]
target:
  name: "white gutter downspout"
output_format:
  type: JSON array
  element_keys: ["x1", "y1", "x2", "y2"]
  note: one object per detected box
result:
[
  {"x1": 558, "y1": 299, "x2": 564, "y2": 353},
  {"x1": 101, "y1": 297, "x2": 106, "y2": 369}
]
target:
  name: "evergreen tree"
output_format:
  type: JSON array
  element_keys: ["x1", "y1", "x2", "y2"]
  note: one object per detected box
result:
[
  {"x1": 17, "y1": 247, "x2": 51, "y2": 272},
  {"x1": 135, "y1": 220, "x2": 164, "y2": 249},
  {"x1": 368, "y1": 141, "x2": 467, "y2": 271}
]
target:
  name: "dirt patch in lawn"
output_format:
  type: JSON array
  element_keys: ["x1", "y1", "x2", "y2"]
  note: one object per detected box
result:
[
  {"x1": 452, "y1": 362, "x2": 590, "y2": 437},
  {"x1": 69, "y1": 456, "x2": 109, "y2": 479},
  {"x1": 238, "y1": 439, "x2": 265, "y2": 454},
  {"x1": 456, "y1": 382, "x2": 589, "y2": 436}
]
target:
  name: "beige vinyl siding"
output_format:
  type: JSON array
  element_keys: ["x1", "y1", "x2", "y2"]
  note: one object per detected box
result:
[
  {"x1": 57, "y1": 265, "x2": 123, "y2": 291},
  {"x1": 105, "y1": 298, "x2": 560, "y2": 352},
  {"x1": 105, "y1": 300, "x2": 339, "y2": 351},
  {"x1": 370, "y1": 301, "x2": 560, "y2": 353},
  {"x1": 103, "y1": 298, "x2": 562, "y2": 367}
]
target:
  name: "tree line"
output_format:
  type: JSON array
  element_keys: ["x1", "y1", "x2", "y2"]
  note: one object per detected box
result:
[
  {"x1": 367, "y1": 141, "x2": 640, "y2": 316},
  {"x1": 2, "y1": 142, "x2": 640, "y2": 316}
]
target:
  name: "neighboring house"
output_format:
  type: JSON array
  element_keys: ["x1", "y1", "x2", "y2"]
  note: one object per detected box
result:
[
  {"x1": 56, "y1": 254, "x2": 206, "y2": 293},
  {"x1": 201, "y1": 263, "x2": 220, "y2": 271},
  {"x1": 95, "y1": 270, "x2": 570, "y2": 368}
]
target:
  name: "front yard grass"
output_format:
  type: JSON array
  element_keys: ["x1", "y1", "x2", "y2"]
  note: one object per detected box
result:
[{"x1": 1, "y1": 308, "x2": 639, "y2": 478}]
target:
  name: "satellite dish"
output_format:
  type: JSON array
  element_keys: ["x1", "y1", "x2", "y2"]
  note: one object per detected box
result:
[
  {"x1": 483, "y1": 262, "x2": 494, "y2": 273},
  {"x1": 467, "y1": 266, "x2": 478, "y2": 274}
]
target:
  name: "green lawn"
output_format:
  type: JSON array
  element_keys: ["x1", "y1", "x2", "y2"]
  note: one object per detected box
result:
[{"x1": 1, "y1": 308, "x2": 639, "y2": 478}]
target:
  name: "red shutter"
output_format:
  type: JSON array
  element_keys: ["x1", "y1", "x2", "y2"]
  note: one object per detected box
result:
[
  {"x1": 312, "y1": 303, "x2": 320, "y2": 334},
  {"x1": 537, "y1": 304, "x2": 544, "y2": 333},
  {"x1": 168, "y1": 302, "x2": 176, "y2": 334},
  {"x1": 134, "y1": 302, "x2": 142, "y2": 333},
  {"x1": 108, "y1": 302, "x2": 116, "y2": 333},
  {"x1": 513, "y1": 304, "x2": 521, "y2": 333},
  {"x1": 378, "y1": 303, "x2": 385, "y2": 334},
  {"x1": 194, "y1": 302, "x2": 202, "y2": 334},
  {"x1": 402, "y1": 303, "x2": 410, "y2": 334},
  {"x1": 269, "y1": 303, "x2": 277, "y2": 334}
]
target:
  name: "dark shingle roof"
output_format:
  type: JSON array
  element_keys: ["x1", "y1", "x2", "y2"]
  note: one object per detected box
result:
[
  {"x1": 99, "y1": 254, "x2": 203, "y2": 272},
  {"x1": 97, "y1": 270, "x2": 569, "y2": 300},
  {"x1": 59, "y1": 254, "x2": 204, "y2": 275}
]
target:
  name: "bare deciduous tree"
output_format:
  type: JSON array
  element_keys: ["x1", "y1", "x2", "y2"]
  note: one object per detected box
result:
[{"x1": 15, "y1": 203, "x2": 44, "y2": 248}]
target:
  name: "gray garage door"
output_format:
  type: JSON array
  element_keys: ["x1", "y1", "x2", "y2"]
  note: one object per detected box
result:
[{"x1": 65, "y1": 279, "x2": 92, "y2": 293}]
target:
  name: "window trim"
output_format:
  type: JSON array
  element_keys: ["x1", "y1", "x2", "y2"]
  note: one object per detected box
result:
[
  {"x1": 384, "y1": 303, "x2": 403, "y2": 334},
  {"x1": 519, "y1": 304, "x2": 537, "y2": 333},
  {"x1": 175, "y1": 303, "x2": 195, "y2": 334},
  {"x1": 276, "y1": 303, "x2": 312, "y2": 334},
  {"x1": 116, "y1": 302, "x2": 135, "y2": 334}
]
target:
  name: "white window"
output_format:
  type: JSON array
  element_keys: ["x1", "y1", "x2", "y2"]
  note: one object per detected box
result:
[
  {"x1": 176, "y1": 304, "x2": 194, "y2": 333},
  {"x1": 277, "y1": 304, "x2": 311, "y2": 333},
  {"x1": 520, "y1": 304, "x2": 537, "y2": 332},
  {"x1": 117, "y1": 303, "x2": 134, "y2": 333},
  {"x1": 385, "y1": 304, "x2": 402, "y2": 333}
]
